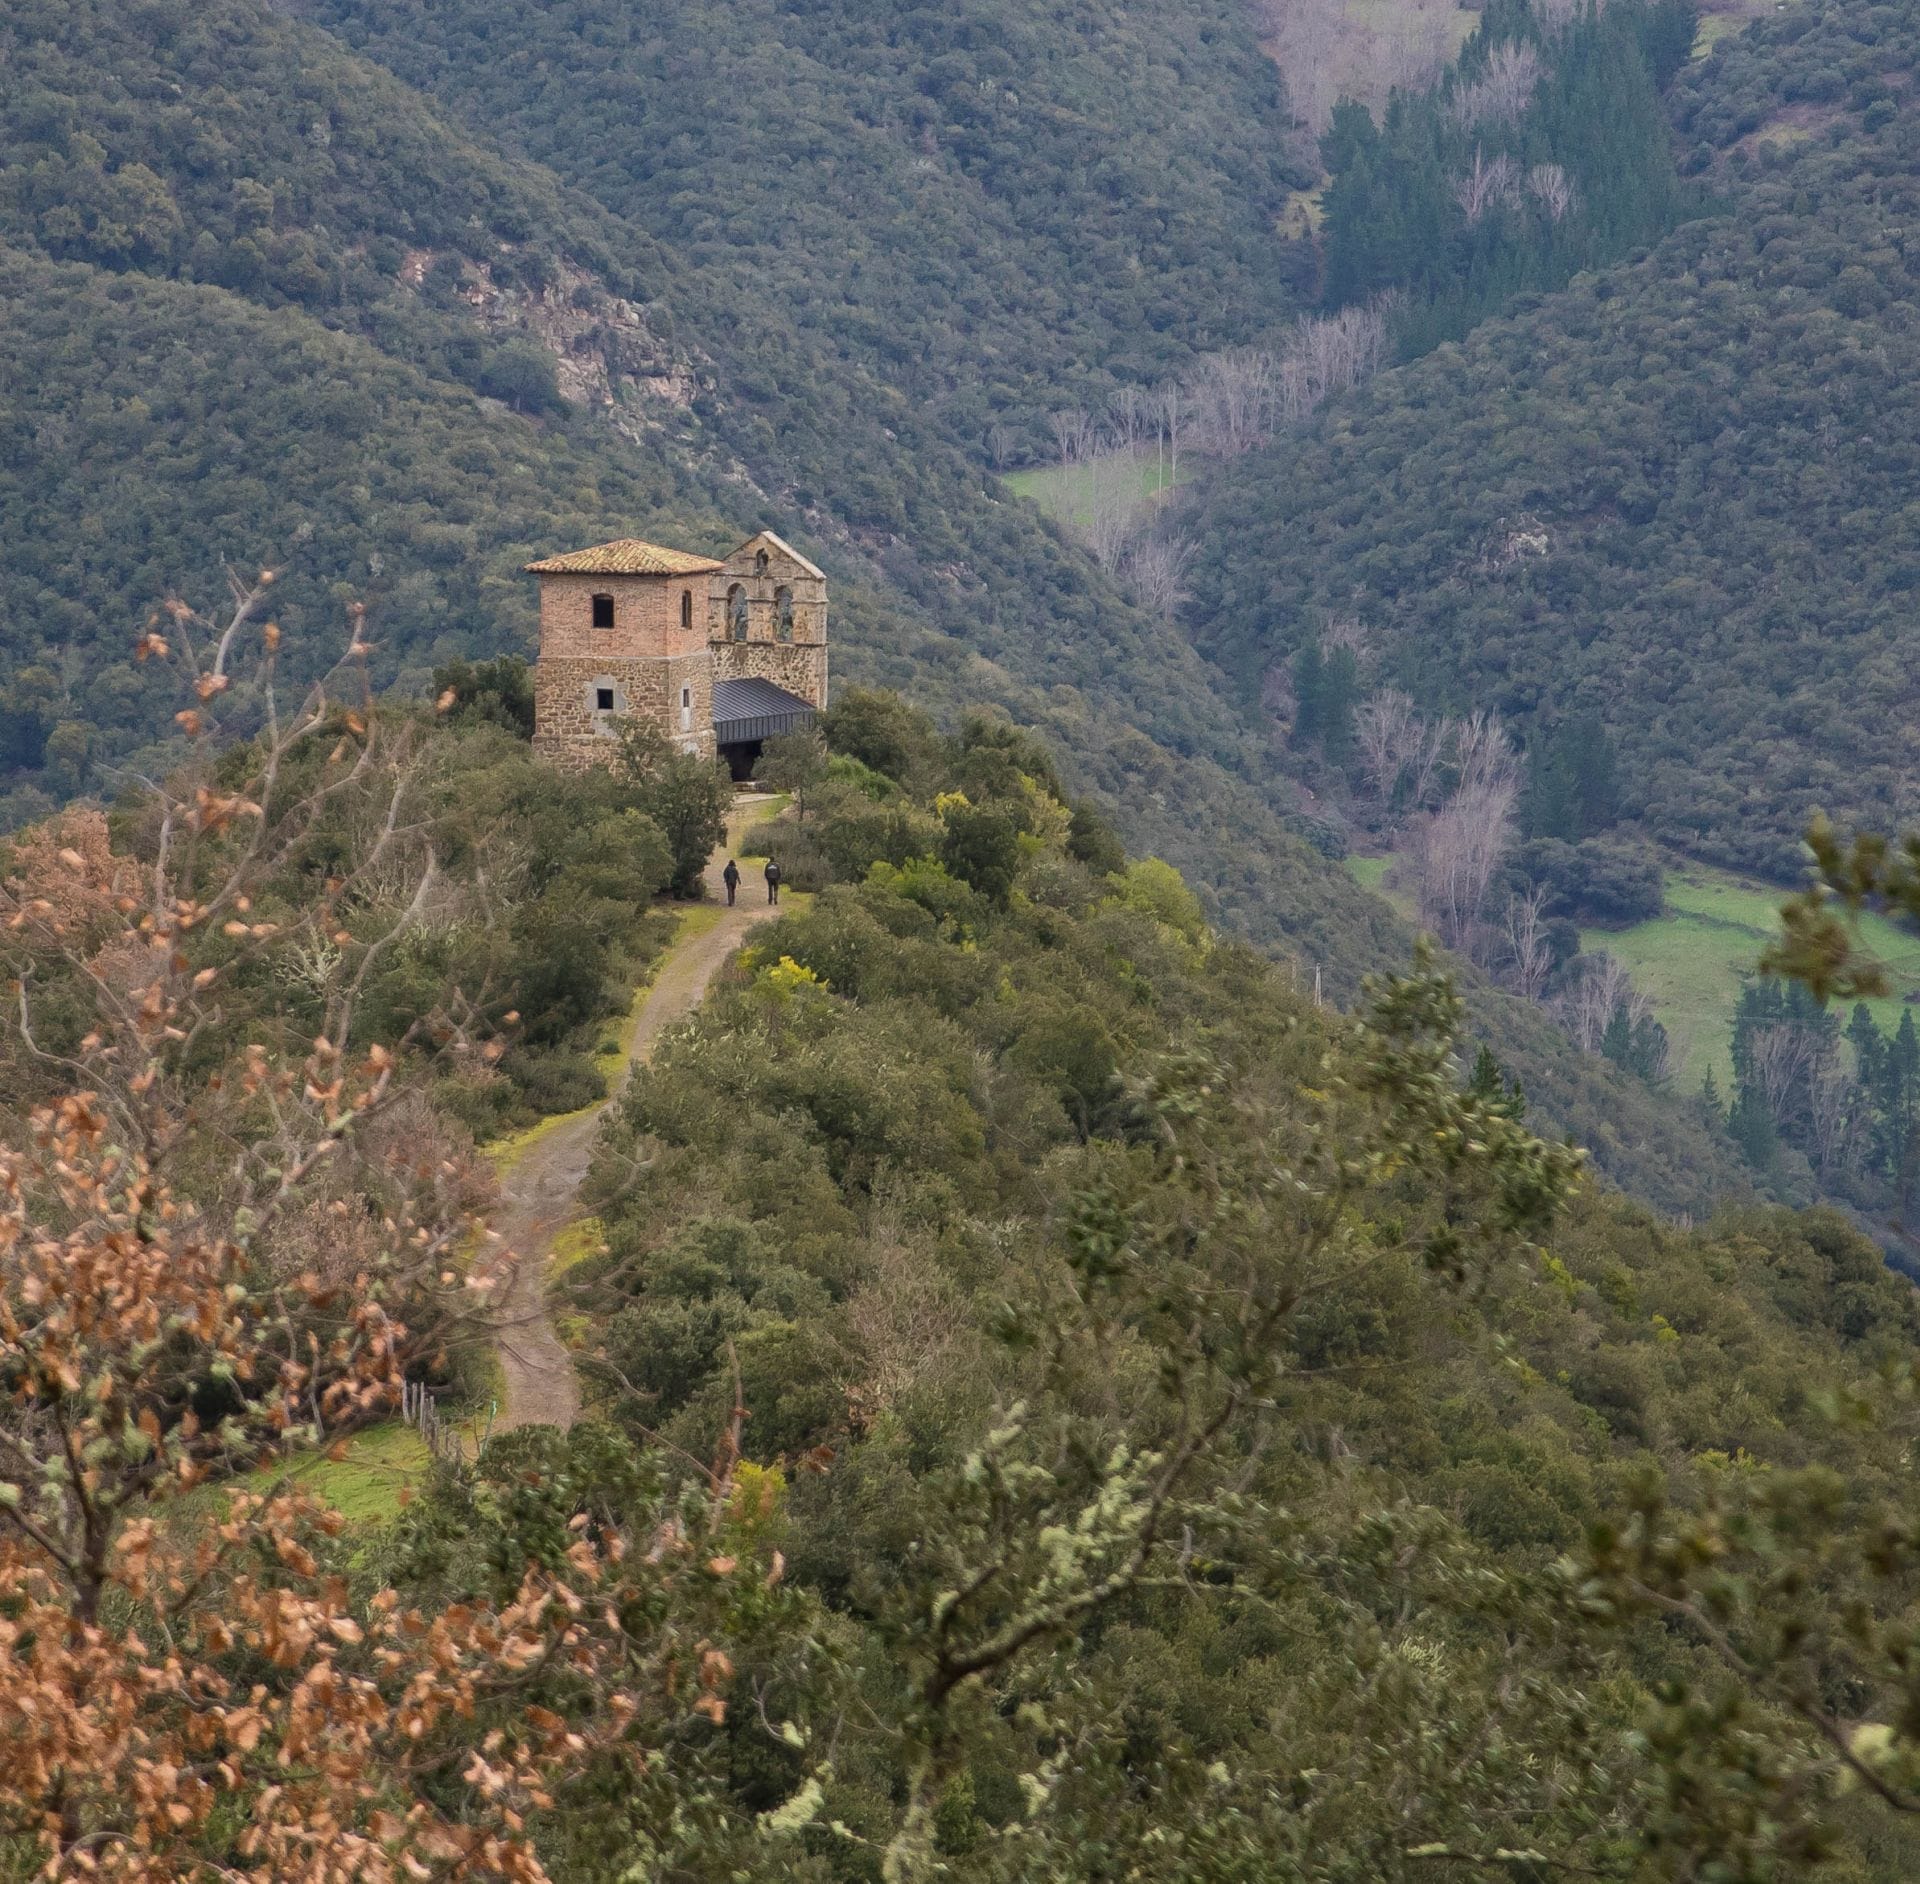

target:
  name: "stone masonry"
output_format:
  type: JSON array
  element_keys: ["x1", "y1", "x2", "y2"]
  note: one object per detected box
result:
[
  {"x1": 708, "y1": 533, "x2": 829, "y2": 708},
  {"x1": 525, "y1": 531, "x2": 825, "y2": 772}
]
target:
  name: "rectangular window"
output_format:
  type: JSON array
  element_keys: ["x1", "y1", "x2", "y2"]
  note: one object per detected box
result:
[
  {"x1": 591, "y1": 594, "x2": 615, "y2": 630},
  {"x1": 596, "y1": 687, "x2": 615, "y2": 712},
  {"x1": 680, "y1": 685, "x2": 692, "y2": 731}
]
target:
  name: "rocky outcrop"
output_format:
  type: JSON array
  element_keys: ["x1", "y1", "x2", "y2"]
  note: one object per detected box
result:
[{"x1": 399, "y1": 247, "x2": 702, "y2": 413}]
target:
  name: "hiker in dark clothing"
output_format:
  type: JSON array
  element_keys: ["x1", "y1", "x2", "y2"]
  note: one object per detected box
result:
[
  {"x1": 765, "y1": 858, "x2": 782, "y2": 905},
  {"x1": 722, "y1": 858, "x2": 740, "y2": 906}
]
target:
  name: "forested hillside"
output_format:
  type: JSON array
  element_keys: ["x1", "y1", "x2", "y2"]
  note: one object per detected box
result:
[
  {"x1": 1186, "y1": 0, "x2": 1920, "y2": 880},
  {"x1": 0, "y1": 0, "x2": 1772, "y2": 1214},
  {"x1": 0, "y1": 3, "x2": 1324, "y2": 945},
  {"x1": 306, "y1": 0, "x2": 1312, "y2": 445},
  {"x1": 9, "y1": 673, "x2": 1920, "y2": 1878}
]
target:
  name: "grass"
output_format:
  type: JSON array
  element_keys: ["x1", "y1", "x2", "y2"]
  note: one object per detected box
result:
[
  {"x1": 1003, "y1": 453, "x2": 1185, "y2": 529},
  {"x1": 1692, "y1": 0, "x2": 1774, "y2": 56},
  {"x1": 243, "y1": 1421, "x2": 434, "y2": 1525},
  {"x1": 1583, "y1": 863, "x2": 1920, "y2": 1088},
  {"x1": 1343, "y1": 848, "x2": 1920, "y2": 1089},
  {"x1": 548, "y1": 1215, "x2": 607, "y2": 1278}
]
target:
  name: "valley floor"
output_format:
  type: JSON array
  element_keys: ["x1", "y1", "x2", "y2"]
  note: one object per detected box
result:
[{"x1": 1347, "y1": 850, "x2": 1920, "y2": 1088}]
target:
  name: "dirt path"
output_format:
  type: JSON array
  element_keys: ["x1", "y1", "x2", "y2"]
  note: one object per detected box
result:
[{"x1": 488, "y1": 802, "x2": 789, "y2": 1433}]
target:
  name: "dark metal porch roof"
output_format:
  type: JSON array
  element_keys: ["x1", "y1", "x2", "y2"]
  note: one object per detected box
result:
[{"x1": 712, "y1": 677, "x2": 817, "y2": 746}]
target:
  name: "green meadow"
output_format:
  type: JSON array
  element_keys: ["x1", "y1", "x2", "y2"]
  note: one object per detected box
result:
[
  {"x1": 1346, "y1": 853, "x2": 1920, "y2": 1089},
  {"x1": 1582, "y1": 863, "x2": 1920, "y2": 1088},
  {"x1": 1003, "y1": 452, "x2": 1185, "y2": 527}
]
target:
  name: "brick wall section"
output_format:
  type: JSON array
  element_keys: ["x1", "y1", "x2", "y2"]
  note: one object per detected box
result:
[{"x1": 536, "y1": 571, "x2": 707, "y2": 661}]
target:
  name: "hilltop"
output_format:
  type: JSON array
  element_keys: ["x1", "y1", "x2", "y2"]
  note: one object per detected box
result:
[{"x1": 7, "y1": 680, "x2": 1920, "y2": 1877}]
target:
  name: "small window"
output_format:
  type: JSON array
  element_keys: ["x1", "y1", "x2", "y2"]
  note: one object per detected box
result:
[
  {"x1": 595, "y1": 686, "x2": 615, "y2": 712},
  {"x1": 755, "y1": 548, "x2": 770, "y2": 578},
  {"x1": 591, "y1": 594, "x2": 615, "y2": 630},
  {"x1": 680, "y1": 589, "x2": 693, "y2": 630},
  {"x1": 680, "y1": 685, "x2": 693, "y2": 731},
  {"x1": 775, "y1": 586, "x2": 794, "y2": 643}
]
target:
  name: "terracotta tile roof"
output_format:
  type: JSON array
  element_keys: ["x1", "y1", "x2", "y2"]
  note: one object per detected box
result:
[{"x1": 524, "y1": 538, "x2": 724, "y2": 577}]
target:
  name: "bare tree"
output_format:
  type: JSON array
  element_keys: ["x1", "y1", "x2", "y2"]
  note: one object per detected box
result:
[
  {"x1": 1558, "y1": 952, "x2": 1637, "y2": 1054},
  {"x1": 1157, "y1": 381, "x2": 1184, "y2": 488},
  {"x1": 1750, "y1": 1025, "x2": 1819, "y2": 1126},
  {"x1": 1356, "y1": 689, "x2": 1420, "y2": 806},
  {"x1": 1528, "y1": 162, "x2": 1576, "y2": 223},
  {"x1": 1447, "y1": 41, "x2": 1542, "y2": 130},
  {"x1": 1411, "y1": 773, "x2": 1517, "y2": 960},
  {"x1": 1127, "y1": 533, "x2": 1195, "y2": 619},
  {"x1": 1503, "y1": 886, "x2": 1553, "y2": 1001},
  {"x1": 1082, "y1": 448, "x2": 1143, "y2": 573},
  {"x1": 1321, "y1": 613, "x2": 1372, "y2": 664},
  {"x1": 1261, "y1": 303, "x2": 1396, "y2": 432},
  {"x1": 1406, "y1": 714, "x2": 1451, "y2": 812},
  {"x1": 1189, "y1": 349, "x2": 1275, "y2": 458},
  {"x1": 1532, "y1": 0, "x2": 1583, "y2": 42},
  {"x1": 1453, "y1": 709, "x2": 1522, "y2": 799},
  {"x1": 1454, "y1": 147, "x2": 1521, "y2": 225},
  {"x1": 1809, "y1": 1068, "x2": 1866, "y2": 1177},
  {"x1": 986, "y1": 422, "x2": 1017, "y2": 469},
  {"x1": 1049, "y1": 408, "x2": 1093, "y2": 471},
  {"x1": 1254, "y1": 0, "x2": 1456, "y2": 133}
]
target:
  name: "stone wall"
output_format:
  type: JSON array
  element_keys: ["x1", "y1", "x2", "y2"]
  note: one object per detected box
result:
[
  {"x1": 531, "y1": 652, "x2": 716, "y2": 771},
  {"x1": 665, "y1": 652, "x2": 716, "y2": 757},
  {"x1": 536, "y1": 571, "x2": 707, "y2": 662},
  {"x1": 706, "y1": 535, "x2": 827, "y2": 701},
  {"x1": 712, "y1": 640, "x2": 828, "y2": 707}
]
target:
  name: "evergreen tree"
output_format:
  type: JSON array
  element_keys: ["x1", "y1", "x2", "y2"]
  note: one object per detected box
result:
[
  {"x1": 1320, "y1": 644, "x2": 1361, "y2": 767},
  {"x1": 1292, "y1": 640, "x2": 1325, "y2": 747},
  {"x1": 1469, "y1": 1042, "x2": 1528, "y2": 1118},
  {"x1": 1728, "y1": 1080, "x2": 1778, "y2": 1171},
  {"x1": 1896, "y1": 1010, "x2": 1920, "y2": 1210},
  {"x1": 1601, "y1": 1003, "x2": 1634, "y2": 1071}
]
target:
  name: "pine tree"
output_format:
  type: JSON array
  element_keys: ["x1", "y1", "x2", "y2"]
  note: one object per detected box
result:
[
  {"x1": 1601, "y1": 1003, "x2": 1633, "y2": 1069},
  {"x1": 1320, "y1": 644, "x2": 1361, "y2": 766},
  {"x1": 1895, "y1": 1010, "x2": 1920, "y2": 1210},
  {"x1": 1728, "y1": 1082, "x2": 1778, "y2": 1171},
  {"x1": 1292, "y1": 640, "x2": 1325, "y2": 747}
]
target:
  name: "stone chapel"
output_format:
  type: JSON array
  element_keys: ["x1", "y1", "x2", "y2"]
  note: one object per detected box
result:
[{"x1": 525, "y1": 529, "x2": 827, "y2": 778}]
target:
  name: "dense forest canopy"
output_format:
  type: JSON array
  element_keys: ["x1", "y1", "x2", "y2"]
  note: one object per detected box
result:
[
  {"x1": 304, "y1": 0, "x2": 1315, "y2": 442},
  {"x1": 1186, "y1": 0, "x2": 1920, "y2": 879},
  {"x1": 0, "y1": 0, "x2": 1778, "y2": 1211},
  {"x1": 1319, "y1": 0, "x2": 1697, "y2": 349},
  {"x1": 8, "y1": 663, "x2": 1920, "y2": 1877}
]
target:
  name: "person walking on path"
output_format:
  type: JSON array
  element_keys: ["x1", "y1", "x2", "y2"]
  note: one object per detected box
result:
[
  {"x1": 722, "y1": 858, "x2": 740, "y2": 906},
  {"x1": 765, "y1": 858, "x2": 783, "y2": 906}
]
